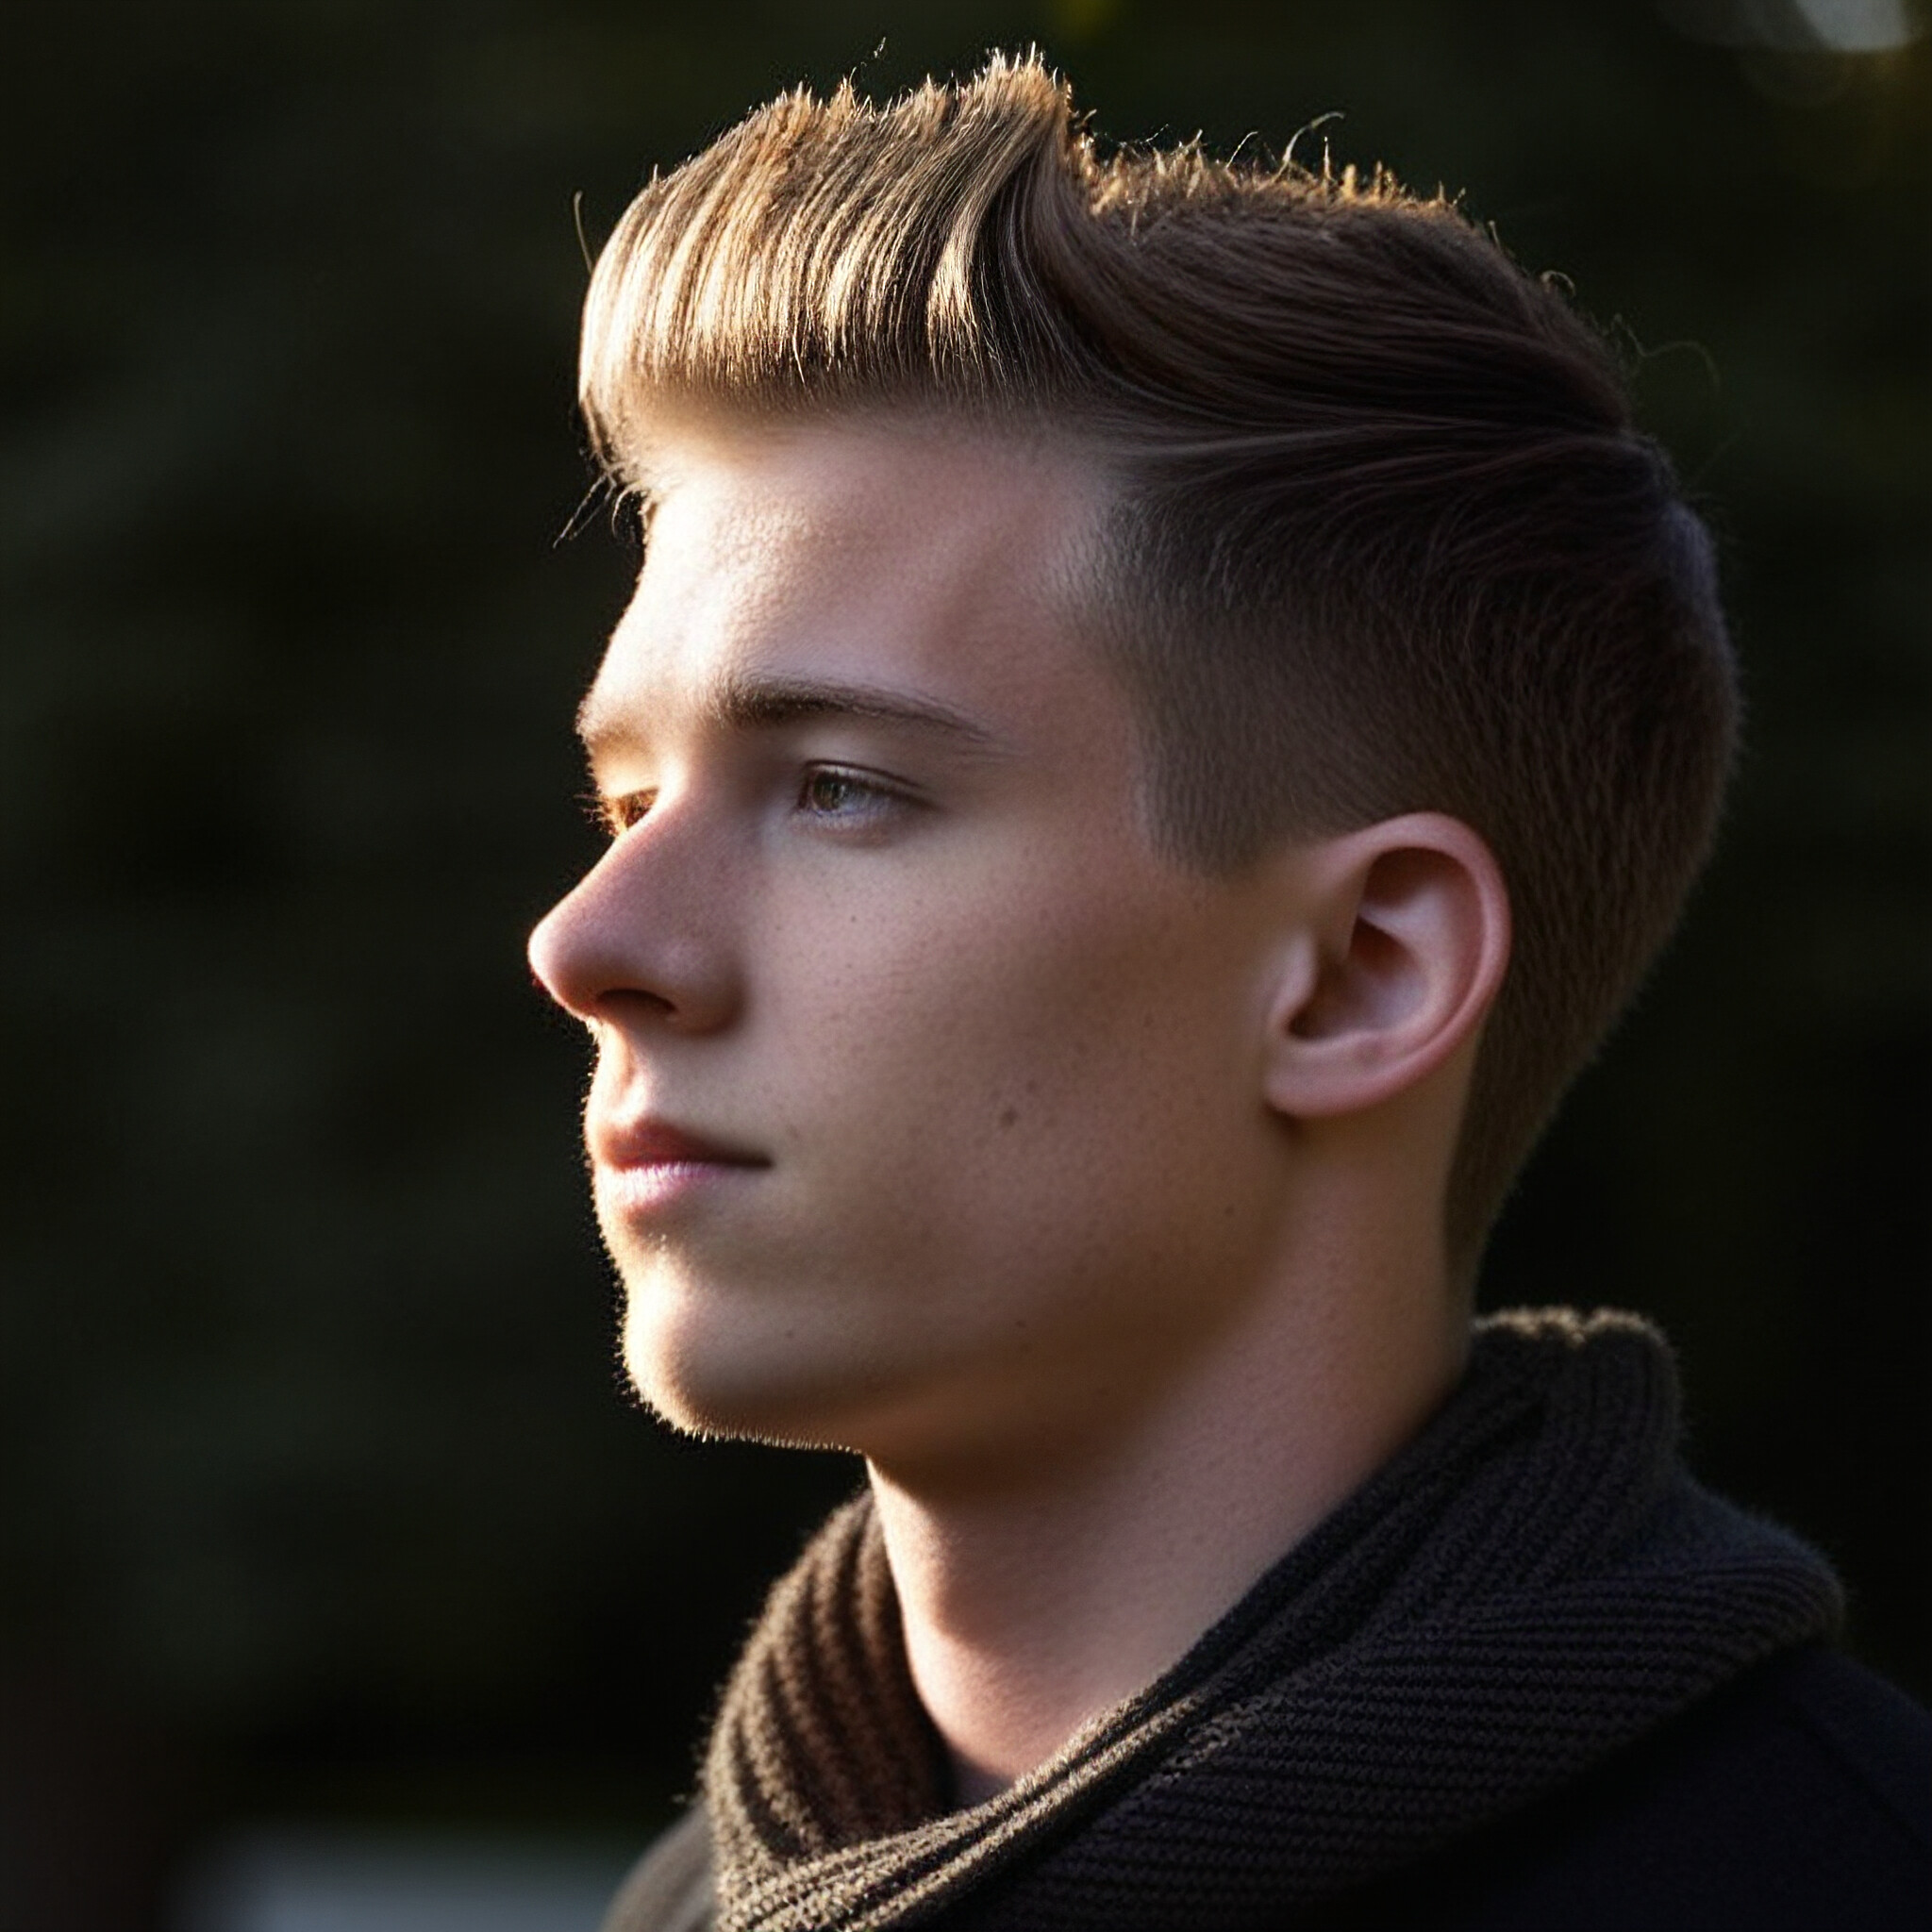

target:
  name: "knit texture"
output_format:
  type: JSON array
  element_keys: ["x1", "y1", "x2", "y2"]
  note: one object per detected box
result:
[{"x1": 701, "y1": 1308, "x2": 1842, "y2": 1932}]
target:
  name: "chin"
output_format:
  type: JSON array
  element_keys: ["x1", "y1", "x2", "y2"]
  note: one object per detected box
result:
[{"x1": 621, "y1": 1297, "x2": 871, "y2": 1451}]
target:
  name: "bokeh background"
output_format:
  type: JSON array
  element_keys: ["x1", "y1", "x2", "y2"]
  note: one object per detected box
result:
[{"x1": 3, "y1": 2, "x2": 1927, "y2": 1925}]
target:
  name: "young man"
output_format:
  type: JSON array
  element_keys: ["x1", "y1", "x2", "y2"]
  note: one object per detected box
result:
[{"x1": 528, "y1": 55, "x2": 1928, "y2": 1932}]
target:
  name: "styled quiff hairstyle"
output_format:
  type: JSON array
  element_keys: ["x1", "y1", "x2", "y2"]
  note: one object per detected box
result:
[{"x1": 579, "y1": 53, "x2": 1738, "y2": 1267}]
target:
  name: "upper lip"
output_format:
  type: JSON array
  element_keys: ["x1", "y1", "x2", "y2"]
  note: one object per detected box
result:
[{"x1": 592, "y1": 1115, "x2": 770, "y2": 1170}]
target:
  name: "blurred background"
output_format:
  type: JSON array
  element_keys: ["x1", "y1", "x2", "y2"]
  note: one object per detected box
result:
[{"x1": 2, "y1": 1, "x2": 1926, "y2": 1925}]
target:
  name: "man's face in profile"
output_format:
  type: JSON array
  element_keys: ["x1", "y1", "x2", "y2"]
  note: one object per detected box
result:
[{"x1": 528, "y1": 417, "x2": 1300, "y2": 1473}]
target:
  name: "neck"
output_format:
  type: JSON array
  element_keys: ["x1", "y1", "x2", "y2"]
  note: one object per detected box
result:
[{"x1": 868, "y1": 1232, "x2": 1467, "y2": 1806}]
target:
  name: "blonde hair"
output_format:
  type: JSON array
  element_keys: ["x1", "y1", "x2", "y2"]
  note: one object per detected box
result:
[{"x1": 579, "y1": 54, "x2": 1738, "y2": 1266}]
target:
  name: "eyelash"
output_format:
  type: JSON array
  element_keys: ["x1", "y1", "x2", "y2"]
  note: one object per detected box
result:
[
  {"x1": 793, "y1": 765, "x2": 902, "y2": 823},
  {"x1": 585, "y1": 790, "x2": 654, "y2": 839},
  {"x1": 584, "y1": 767, "x2": 908, "y2": 841}
]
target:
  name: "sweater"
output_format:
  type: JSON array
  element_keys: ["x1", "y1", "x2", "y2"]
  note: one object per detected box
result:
[{"x1": 603, "y1": 1308, "x2": 1930, "y2": 1930}]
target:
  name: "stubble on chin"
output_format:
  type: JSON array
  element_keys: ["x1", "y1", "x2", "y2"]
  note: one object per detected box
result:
[{"x1": 611, "y1": 1248, "x2": 782, "y2": 1445}]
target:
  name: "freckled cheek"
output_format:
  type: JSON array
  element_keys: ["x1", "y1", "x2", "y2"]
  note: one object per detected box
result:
[
  {"x1": 758, "y1": 881, "x2": 1181, "y2": 1147},
  {"x1": 774, "y1": 944, "x2": 1041, "y2": 1112}
]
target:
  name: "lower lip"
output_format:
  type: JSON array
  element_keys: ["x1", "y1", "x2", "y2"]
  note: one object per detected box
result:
[{"x1": 596, "y1": 1159, "x2": 764, "y2": 1215}]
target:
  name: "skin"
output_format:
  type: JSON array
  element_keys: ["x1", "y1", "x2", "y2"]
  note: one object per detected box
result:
[{"x1": 527, "y1": 412, "x2": 1511, "y2": 1801}]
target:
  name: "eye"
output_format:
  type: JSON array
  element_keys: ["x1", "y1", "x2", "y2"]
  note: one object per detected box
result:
[{"x1": 793, "y1": 765, "x2": 907, "y2": 826}]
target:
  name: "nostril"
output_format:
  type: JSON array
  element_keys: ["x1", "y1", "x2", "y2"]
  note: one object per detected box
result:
[{"x1": 601, "y1": 985, "x2": 678, "y2": 1023}]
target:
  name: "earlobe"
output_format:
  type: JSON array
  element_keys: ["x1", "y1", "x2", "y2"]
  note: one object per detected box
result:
[{"x1": 1261, "y1": 815, "x2": 1510, "y2": 1121}]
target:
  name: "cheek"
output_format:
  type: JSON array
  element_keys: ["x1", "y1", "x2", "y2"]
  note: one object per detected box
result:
[{"x1": 755, "y1": 863, "x2": 1251, "y2": 1217}]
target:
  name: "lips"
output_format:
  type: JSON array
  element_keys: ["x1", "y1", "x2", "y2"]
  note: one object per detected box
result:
[
  {"x1": 591, "y1": 1115, "x2": 770, "y2": 1173},
  {"x1": 591, "y1": 1114, "x2": 769, "y2": 1221}
]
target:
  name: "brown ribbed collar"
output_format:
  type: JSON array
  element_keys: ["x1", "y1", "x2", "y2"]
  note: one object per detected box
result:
[{"x1": 700, "y1": 1308, "x2": 1841, "y2": 1931}]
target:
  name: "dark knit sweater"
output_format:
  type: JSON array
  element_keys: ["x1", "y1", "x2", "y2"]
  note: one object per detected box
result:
[{"x1": 604, "y1": 1309, "x2": 1929, "y2": 1931}]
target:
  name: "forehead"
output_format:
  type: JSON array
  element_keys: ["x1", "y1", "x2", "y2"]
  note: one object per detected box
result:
[{"x1": 578, "y1": 414, "x2": 1118, "y2": 751}]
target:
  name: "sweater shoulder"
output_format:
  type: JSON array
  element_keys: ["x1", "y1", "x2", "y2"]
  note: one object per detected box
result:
[
  {"x1": 1771, "y1": 1644, "x2": 1932, "y2": 1853},
  {"x1": 599, "y1": 1807, "x2": 712, "y2": 1932},
  {"x1": 1323, "y1": 1645, "x2": 1931, "y2": 1932}
]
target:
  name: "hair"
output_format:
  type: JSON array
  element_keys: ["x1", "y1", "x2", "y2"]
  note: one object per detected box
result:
[{"x1": 577, "y1": 53, "x2": 1739, "y2": 1269}]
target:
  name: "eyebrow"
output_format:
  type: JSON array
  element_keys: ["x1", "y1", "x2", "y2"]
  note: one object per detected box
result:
[{"x1": 576, "y1": 669, "x2": 1013, "y2": 759}]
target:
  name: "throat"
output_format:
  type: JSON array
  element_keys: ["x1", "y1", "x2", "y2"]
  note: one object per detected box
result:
[{"x1": 868, "y1": 1324, "x2": 1465, "y2": 1802}]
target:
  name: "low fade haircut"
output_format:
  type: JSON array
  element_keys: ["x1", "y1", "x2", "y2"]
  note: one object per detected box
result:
[{"x1": 577, "y1": 52, "x2": 1740, "y2": 1271}]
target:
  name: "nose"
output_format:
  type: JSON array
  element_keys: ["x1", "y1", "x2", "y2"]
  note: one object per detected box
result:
[{"x1": 526, "y1": 817, "x2": 741, "y2": 1033}]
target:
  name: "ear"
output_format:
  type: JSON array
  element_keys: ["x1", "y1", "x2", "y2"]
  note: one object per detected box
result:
[{"x1": 1261, "y1": 813, "x2": 1511, "y2": 1121}]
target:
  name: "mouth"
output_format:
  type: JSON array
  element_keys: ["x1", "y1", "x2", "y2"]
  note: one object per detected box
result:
[{"x1": 591, "y1": 1115, "x2": 770, "y2": 1214}]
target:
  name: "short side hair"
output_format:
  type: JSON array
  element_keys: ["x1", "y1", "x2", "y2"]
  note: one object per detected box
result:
[{"x1": 578, "y1": 54, "x2": 1739, "y2": 1267}]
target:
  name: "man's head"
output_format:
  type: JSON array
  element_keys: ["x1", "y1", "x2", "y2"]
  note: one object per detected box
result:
[
  {"x1": 570, "y1": 55, "x2": 1738, "y2": 1272},
  {"x1": 529, "y1": 57, "x2": 1737, "y2": 1459}
]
